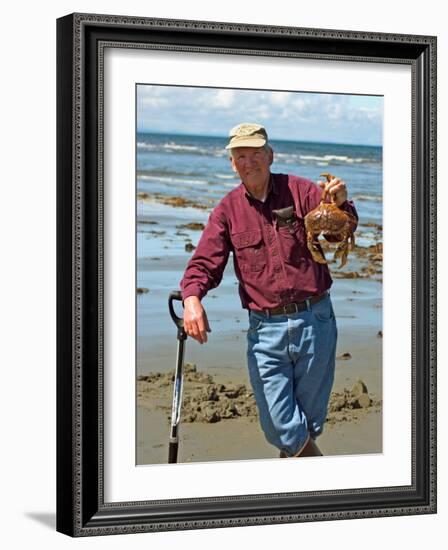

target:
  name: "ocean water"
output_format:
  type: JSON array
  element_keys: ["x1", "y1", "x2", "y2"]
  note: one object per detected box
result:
[
  {"x1": 137, "y1": 132, "x2": 383, "y2": 225},
  {"x1": 135, "y1": 133, "x2": 383, "y2": 377}
]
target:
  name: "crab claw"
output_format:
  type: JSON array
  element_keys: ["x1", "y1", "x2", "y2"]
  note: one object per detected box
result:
[{"x1": 307, "y1": 238, "x2": 327, "y2": 264}]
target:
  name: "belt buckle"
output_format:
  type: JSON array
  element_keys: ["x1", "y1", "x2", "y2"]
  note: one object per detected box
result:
[{"x1": 284, "y1": 302, "x2": 299, "y2": 315}]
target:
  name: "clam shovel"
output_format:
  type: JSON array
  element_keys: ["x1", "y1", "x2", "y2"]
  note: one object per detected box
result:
[{"x1": 167, "y1": 290, "x2": 187, "y2": 463}]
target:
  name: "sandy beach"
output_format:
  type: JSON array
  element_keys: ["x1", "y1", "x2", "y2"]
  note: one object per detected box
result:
[
  {"x1": 136, "y1": 193, "x2": 383, "y2": 465},
  {"x1": 137, "y1": 362, "x2": 382, "y2": 464}
]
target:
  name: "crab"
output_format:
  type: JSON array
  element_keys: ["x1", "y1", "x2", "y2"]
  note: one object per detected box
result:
[{"x1": 304, "y1": 172, "x2": 357, "y2": 268}]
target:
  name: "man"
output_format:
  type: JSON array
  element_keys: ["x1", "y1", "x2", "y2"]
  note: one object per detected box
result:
[{"x1": 179, "y1": 123, "x2": 358, "y2": 458}]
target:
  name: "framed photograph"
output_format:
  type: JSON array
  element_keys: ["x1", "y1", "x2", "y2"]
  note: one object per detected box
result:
[{"x1": 56, "y1": 13, "x2": 436, "y2": 536}]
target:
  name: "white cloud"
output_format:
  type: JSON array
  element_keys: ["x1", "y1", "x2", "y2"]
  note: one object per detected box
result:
[
  {"x1": 200, "y1": 89, "x2": 236, "y2": 109},
  {"x1": 140, "y1": 96, "x2": 168, "y2": 108},
  {"x1": 292, "y1": 97, "x2": 309, "y2": 113},
  {"x1": 136, "y1": 84, "x2": 383, "y2": 145},
  {"x1": 326, "y1": 103, "x2": 342, "y2": 120},
  {"x1": 269, "y1": 92, "x2": 292, "y2": 106}
]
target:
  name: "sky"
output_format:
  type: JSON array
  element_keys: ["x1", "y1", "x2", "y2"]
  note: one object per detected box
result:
[{"x1": 137, "y1": 85, "x2": 383, "y2": 146}]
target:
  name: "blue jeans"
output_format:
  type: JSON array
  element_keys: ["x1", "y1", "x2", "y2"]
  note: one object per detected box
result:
[{"x1": 246, "y1": 293, "x2": 337, "y2": 457}]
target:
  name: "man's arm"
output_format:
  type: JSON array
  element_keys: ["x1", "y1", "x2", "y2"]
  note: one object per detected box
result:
[{"x1": 179, "y1": 207, "x2": 231, "y2": 343}]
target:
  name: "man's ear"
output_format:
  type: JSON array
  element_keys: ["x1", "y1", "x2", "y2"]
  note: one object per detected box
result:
[
  {"x1": 268, "y1": 146, "x2": 274, "y2": 166},
  {"x1": 230, "y1": 155, "x2": 238, "y2": 173}
]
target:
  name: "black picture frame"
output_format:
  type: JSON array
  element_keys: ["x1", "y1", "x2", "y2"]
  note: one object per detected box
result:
[{"x1": 56, "y1": 12, "x2": 437, "y2": 537}]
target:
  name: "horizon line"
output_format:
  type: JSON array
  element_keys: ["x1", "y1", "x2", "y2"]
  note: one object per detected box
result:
[{"x1": 136, "y1": 129, "x2": 382, "y2": 148}]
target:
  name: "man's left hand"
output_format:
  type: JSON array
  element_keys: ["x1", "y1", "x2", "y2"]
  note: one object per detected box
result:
[{"x1": 318, "y1": 176, "x2": 348, "y2": 207}]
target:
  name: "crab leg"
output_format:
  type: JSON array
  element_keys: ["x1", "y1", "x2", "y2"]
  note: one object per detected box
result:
[
  {"x1": 307, "y1": 232, "x2": 327, "y2": 264},
  {"x1": 334, "y1": 240, "x2": 349, "y2": 268}
]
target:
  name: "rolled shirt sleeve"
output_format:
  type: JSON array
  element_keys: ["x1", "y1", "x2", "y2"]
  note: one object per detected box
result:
[{"x1": 180, "y1": 207, "x2": 231, "y2": 302}]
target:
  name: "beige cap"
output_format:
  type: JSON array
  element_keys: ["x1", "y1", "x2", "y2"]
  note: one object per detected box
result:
[{"x1": 225, "y1": 123, "x2": 268, "y2": 150}]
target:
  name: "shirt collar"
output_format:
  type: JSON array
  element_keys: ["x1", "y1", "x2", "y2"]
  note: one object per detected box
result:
[{"x1": 241, "y1": 173, "x2": 278, "y2": 202}]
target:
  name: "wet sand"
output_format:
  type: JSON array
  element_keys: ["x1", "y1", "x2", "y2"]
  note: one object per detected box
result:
[
  {"x1": 137, "y1": 363, "x2": 382, "y2": 464},
  {"x1": 136, "y1": 195, "x2": 383, "y2": 465}
]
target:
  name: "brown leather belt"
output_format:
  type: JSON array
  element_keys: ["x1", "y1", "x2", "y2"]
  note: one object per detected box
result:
[{"x1": 255, "y1": 291, "x2": 329, "y2": 318}]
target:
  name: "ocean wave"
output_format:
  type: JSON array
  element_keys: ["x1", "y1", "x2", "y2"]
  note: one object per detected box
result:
[
  {"x1": 137, "y1": 141, "x2": 157, "y2": 150},
  {"x1": 215, "y1": 173, "x2": 236, "y2": 179},
  {"x1": 274, "y1": 152, "x2": 376, "y2": 164},
  {"x1": 353, "y1": 194, "x2": 382, "y2": 202},
  {"x1": 137, "y1": 141, "x2": 200, "y2": 152},
  {"x1": 138, "y1": 168, "x2": 203, "y2": 178},
  {"x1": 138, "y1": 141, "x2": 379, "y2": 165},
  {"x1": 138, "y1": 174, "x2": 208, "y2": 185},
  {"x1": 274, "y1": 152, "x2": 300, "y2": 163},
  {"x1": 299, "y1": 154, "x2": 372, "y2": 164},
  {"x1": 163, "y1": 143, "x2": 200, "y2": 152},
  {"x1": 137, "y1": 141, "x2": 213, "y2": 156}
]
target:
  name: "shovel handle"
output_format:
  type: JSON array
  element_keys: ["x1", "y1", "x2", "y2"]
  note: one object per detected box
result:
[
  {"x1": 169, "y1": 290, "x2": 184, "y2": 328},
  {"x1": 169, "y1": 290, "x2": 187, "y2": 340}
]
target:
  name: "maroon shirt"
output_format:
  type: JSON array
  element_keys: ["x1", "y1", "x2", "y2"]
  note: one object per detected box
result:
[{"x1": 180, "y1": 173, "x2": 358, "y2": 311}]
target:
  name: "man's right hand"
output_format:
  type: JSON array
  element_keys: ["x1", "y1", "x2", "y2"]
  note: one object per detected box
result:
[{"x1": 183, "y1": 296, "x2": 211, "y2": 344}]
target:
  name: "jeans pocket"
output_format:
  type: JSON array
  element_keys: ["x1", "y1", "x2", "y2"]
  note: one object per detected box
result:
[
  {"x1": 247, "y1": 312, "x2": 264, "y2": 333},
  {"x1": 312, "y1": 297, "x2": 335, "y2": 322}
]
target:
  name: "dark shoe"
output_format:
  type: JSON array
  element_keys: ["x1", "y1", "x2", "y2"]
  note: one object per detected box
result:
[{"x1": 294, "y1": 436, "x2": 323, "y2": 457}]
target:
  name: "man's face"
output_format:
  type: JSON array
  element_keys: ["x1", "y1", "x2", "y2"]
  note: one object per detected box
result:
[{"x1": 230, "y1": 146, "x2": 273, "y2": 190}]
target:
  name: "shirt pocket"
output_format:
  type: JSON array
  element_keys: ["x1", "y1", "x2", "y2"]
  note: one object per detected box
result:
[
  {"x1": 277, "y1": 217, "x2": 309, "y2": 266},
  {"x1": 231, "y1": 229, "x2": 266, "y2": 273}
]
